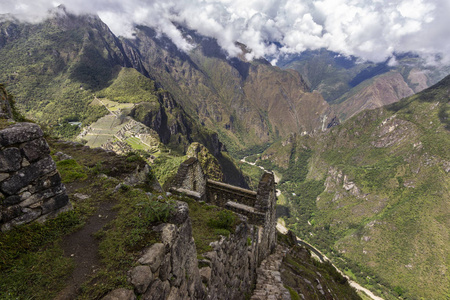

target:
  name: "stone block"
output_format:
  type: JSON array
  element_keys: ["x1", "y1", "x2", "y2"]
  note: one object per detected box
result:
[
  {"x1": 102, "y1": 288, "x2": 136, "y2": 300},
  {"x1": 0, "y1": 147, "x2": 22, "y2": 172},
  {"x1": 20, "y1": 137, "x2": 50, "y2": 163},
  {"x1": 0, "y1": 155, "x2": 56, "y2": 195},
  {"x1": 4, "y1": 195, "x2": 21, "y2": 206},
  {"x1": 167, "y1": 287, "x2": 180, "y2": 300},
  {"x1": 1, "y1": 204, "x2": 21, "y2": 222},
  {"x1": 20, "y1": 184, "x2": 65, "y2": 208},
  {"x1": 159, "y1": 253, "x2": 172, "y2": 281},
  {"x1": 42, "y1": 193, "x2": 69, "y2": 214},
  {"x1": 142, "y1": 279, "x2": 170, "y2": 300},
  {"x1": 128, "y1": 265, "x2": 153, "y2": 295},
  {"x1": 0, "y1": 123, "x2": 43, "y2": 147},
  {"x1": 199, "y1": 267, "x2": 211, "y2": 284},
  {"x1": 138, "y1": 243, "x2": 165, "y2": 273},
  {"x1": 0, "y1": 173, "x2": 9, "y2": 181},
  {"x1": 8, "y1": 207, "x2": 41, "y2": 227},
  {"x1": 28, "y1": 171, "x2": 62, "y2": 194}
]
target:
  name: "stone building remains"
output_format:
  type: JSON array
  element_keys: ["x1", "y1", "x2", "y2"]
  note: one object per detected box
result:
[{"x1": 0, "y1": 87, "x2": 71, "y2": 231}]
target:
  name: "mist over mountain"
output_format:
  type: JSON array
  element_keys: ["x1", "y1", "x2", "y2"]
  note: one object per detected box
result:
[{"x1": 2, "y1": 0, "x2": 450, "y2": 65}]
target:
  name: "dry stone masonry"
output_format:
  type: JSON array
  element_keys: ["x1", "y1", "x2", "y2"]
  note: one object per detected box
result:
[
  {"x1": 0, "y1": 89, "x2": 71, "y2": 231},
  {"x1": 107, "y1": 157, "x2": 279, "y2": 299}
]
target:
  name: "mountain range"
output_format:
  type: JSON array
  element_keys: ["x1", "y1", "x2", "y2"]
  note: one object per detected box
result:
[{"x1": 1, "y1": 6, "x2": 449, "y2": 299}]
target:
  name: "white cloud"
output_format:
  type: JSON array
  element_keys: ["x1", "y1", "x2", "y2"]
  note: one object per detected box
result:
[{"x1": 2, "y1": 0, "x2": 450, "y2": 64}]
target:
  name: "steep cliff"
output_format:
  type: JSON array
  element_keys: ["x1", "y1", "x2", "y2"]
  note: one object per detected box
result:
[{"x1": 121, "y1": 27, "x2": 335, "y2": 152}]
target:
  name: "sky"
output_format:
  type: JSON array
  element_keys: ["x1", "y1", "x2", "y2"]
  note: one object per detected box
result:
[{"x1": 2, "y1": 0, "x2": 450, "y2": 65}]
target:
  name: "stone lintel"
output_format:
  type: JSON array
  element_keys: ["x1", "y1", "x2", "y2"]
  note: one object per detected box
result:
[
  {"x1": 170, "y1": 187, "x2": 202, "y2": 200},
  {"x1": 207, "y1": 179, "x2": 257, "y2": 196},
  {"x1": 225, "y1": 201, "x2": 255, "y2": 213}
]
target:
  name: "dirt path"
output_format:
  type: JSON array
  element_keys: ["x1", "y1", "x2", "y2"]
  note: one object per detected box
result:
[{"x1": 55, "y1": 200, "x2": 117, "y2": 300}]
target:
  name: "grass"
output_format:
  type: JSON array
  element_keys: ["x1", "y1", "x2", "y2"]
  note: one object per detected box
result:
[
  {"x1": 78, "y1": 189, "x2": 174, "y2": 299},
  {"x1": 182, "y1": 196, "x2": 238, "y2": 254},
  {"x1": 0, "y1": 210, "x2": 83, "y2": 299},
  {"x1": 0, "y1": 139, "x2": 174, "y2": 299},
  {"x1": 55, "y1": 159, "x2": 88, "y2": 183}
]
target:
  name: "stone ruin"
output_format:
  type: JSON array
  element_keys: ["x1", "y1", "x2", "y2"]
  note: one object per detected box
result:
[
  {"x1": 0, "y1": 87, "x2": 71, "y2": 231},
  {"x1": 170, "y1": 157, "x2": 278, "y2": 264},
  {"x1": 106, "y1": 157, "x2": 280, "y2": 299}
]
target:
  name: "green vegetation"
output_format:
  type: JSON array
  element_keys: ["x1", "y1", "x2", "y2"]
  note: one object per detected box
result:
[
  {"x1": 278, "y1": 232, "x2": 361, "y2": 300},
  {"x1": 271, "y1": 77, "x2": 450, "y2": 299},
  {"x1": 55, "y1": 159, "x2": 88, "y2": 183},
  {"x1": 0, "y1": 139, "x2": 179, "y2": 299},
  {"x1": 152, "y1": 154, "x2": 187, "y2": 188},
  {"x1": 237, "y1": 161, "x2": 264, "y2": 189},
  {"x1": 96, "y1": 68, "x2": 158, "y2": 103},
  {"x1": 79, "y1": 190, "x2": 174, "y2": 299},
  {"x1": 182, "y1": 197, "x2": 238, "y2": 254},
  {"x1": 0, "y1": 212, "x2": 82, "y2": 299},
  {"x1": 280, "y1": 148, "x2": 311, "y2": 184}
]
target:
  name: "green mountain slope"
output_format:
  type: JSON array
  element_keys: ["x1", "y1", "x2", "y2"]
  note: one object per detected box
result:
[
  {"x1": 258, "y1": 75, "x2": 450, "y2": 299},
  {"x1": 0, "y1": 10, "x2": 249, "y2": 187},
  {"x1": 122, "y1": 27, "x2": 335, "y2": 154}
]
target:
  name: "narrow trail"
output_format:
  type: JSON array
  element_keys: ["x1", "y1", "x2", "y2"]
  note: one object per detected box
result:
[
  {"x1": 240, "y1": 156, "x2": 384, "y2": 300},
  {"x1": 55, "y1": 201, "x2": 117, "y2": 300}
]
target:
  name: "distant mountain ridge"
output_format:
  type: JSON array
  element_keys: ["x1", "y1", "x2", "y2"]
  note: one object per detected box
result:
[{"x1": 278, "y1": 49, "x2": 450, "y2": 121}]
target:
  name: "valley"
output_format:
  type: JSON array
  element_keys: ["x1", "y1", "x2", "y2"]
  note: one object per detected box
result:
[{"x1": 0, "y1": 6, "x2": 449, "y2": 300}]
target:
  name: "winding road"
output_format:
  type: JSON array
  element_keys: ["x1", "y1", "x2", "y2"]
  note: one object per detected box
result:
[{"x1": 240, "y1": 156, "x2": 384, "y2": 300}]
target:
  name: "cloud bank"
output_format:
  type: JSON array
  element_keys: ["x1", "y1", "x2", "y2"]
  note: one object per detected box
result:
[{"x1": 2, "y1": 0, "x2": 450, "y2": 64}]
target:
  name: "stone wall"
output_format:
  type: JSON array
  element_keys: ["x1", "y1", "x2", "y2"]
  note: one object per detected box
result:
[
  {"x1": 206, "y1": 179, "x2": 257, "y2": 207},
  {"x1": 105, "y1": 200, "x2": 274, "y2": 300},
  {"x1": 171, "y1": 157, "x2": 207, "y2": 200},
  {"x1": 0, "y1": 122, "x2": 71, "y2": 231},
  {"x1": 170, "y1": 157, "x2": 277, "y2": 231},
  {"x1": 163, "y1": 157, "x2": 278, "y2": 299}
]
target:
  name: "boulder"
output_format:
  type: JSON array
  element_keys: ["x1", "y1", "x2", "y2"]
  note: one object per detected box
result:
[
  {"x1": 142, "y1": 279, "x2": 170, "y2": 300},
  {"x1": 0, "y1": 147, "x2": 22, "y2": 172},
  {"x1": 20, "y1": 137, "x2": 50, "y2": 163}
]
